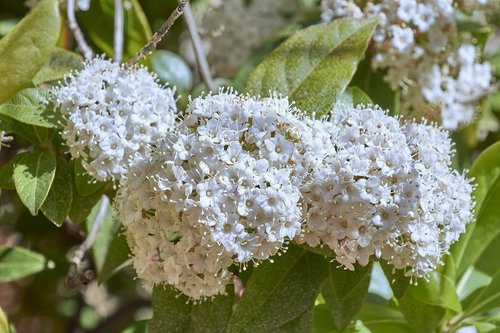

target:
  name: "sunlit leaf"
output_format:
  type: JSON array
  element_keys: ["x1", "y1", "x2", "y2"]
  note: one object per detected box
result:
[
  {"x1": 245, "y1": 18, "x2": 377, "y2": 117},
  {"x1": 0, "y1": 246, "x2": 46, "y2": 282},
  {"x1": 0, "y1": 0, "x2": 61, "y2": 103},
  {"x1": 13, "y1": 150, "x2": 56, "y2": 216},
  {"x1": 149, "y1": 285, "x2": 234, "y2": 333}
]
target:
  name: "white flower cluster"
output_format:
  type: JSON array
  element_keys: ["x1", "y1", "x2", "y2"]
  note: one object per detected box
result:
[
  {"x1": 52, "y1": 58, "x2": 177, "y2": 181},
  {"x1": 117, "y1": 91, "x2": 473, "y2": 298},
  {"x1": 321, "y1": 0, "x2": 493, "y2": 130},
  {"x1": 299, "y1": 106, "x2": 474, "y2": 277},
  {"x1": 181, "y1": 0, "x2": 301, "y2": 78},
  {"x1": 117, "y1": 92, "x2": 319, "y2": 299}
]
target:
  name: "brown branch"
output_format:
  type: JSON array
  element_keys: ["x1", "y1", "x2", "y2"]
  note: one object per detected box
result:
[{"x1": 126, "y1": 1, "x2": 189, "y2": 67}]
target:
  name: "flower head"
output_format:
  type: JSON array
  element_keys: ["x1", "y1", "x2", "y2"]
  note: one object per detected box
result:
[
  {"x1": 52, "y1": 57, "x2": 177, "y2": 181},
  {"x1": 299, "y1": 105, "x2": 474, "y2": 277},
  {"x1": 117, "y1": 91, "x2": 319, "y2": 299}
]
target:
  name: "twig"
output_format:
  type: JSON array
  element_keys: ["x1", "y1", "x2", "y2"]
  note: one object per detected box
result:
[
  {"x1": 66, "y1": 0, "x2": 94, "y2": 60},
  {"x1": 65, "y1": 196, "x2": 109, "y2": 290},
  {"x1": 113, "y1": 0, "x2": 124, "y2": 63},
  {"x1": 182, "y1": 1, "x2": 215, "y2": 92},
  {"x1": 71, "y1": 196, "x2": 110, "y2": 267},
  {"x1": 126, "y1": 0, "x2": 189, "y2": 67}
]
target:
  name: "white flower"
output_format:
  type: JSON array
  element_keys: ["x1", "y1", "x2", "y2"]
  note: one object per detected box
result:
[
  {"x1": 321, "y1": 0, "x2": 493, "y2": 131},
  {"x1": 299, "y1": 105, "x2": 474, "y2": 278},
  {"x1": 52, "y1": 57, "x2": 177, "y2": 181},
  {"x1": 116, "y1": 91, "x2": 319, "y2": 299}
]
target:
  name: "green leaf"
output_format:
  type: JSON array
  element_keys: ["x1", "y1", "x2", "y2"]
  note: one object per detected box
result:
[
  {"x1": 149, "y1": 285, "x2": 234, "y2": 333},
  {"x1": 227, "y1": 245, "x2": 328, "y2": 333},
  {"x1": 452, "y1": 141, "x2": 500, "y2": 277},
  {"x1": 245, "y1": 18, "x2": 377, "y2": 117},
  {"x1": 358, "y1": 303, "x2": 415, "y2": 333},
  {"x1": 321, "y1": 263, "x2": 372, "y2": 330},
  {"x1": 0, "y1": 246, "x2": 46, "y2": 282},
  {"x1": 33, "y1": 48, "x2": 84, "y2": 85},
  {"x1": 333, "y1": 86, "x2": 373, "y2": 112},
  {"x1": 398, "y1": 294, "x2": 445, "y2": 333},
  {"x1": 312, "y1": 304, "x2": 336, "y2": 333},
  {"x1": 0, "y1": 0, "x2": 61, "y2": 103},
  {"x1": 85, "y1": 197, "x2": 130, "y2": 283},
  {"x1": 68, "y1": 189, "x2": 104, "y2": 224},
  {"x1": 344, "y1": 321, "x2": 372, "y2": 333},
  {"x1": 0, "y1": 88, "x2": 61, "y2": 128},
  {"x1": 152, "y1": 50, "x2": 193, "y2": 91},
  {"x1": 233, "y1": 23, "x2": 303, "y2": 91},
  {"x1": 13, "y1": 150, "x2": 56, "y2": 216},
  {"x1": 456, "y1": 267, "x2": 492, "y2": 300},
  {"x1": 74, "y1": 160, "x2": 107, "y2": 196},
  {"x1": 393, "y1": 258, "x2": 461, "y2": 332},
  {"x1": 0, "y1": 114, "x2": 50, "y2": 145},
  {"x1": 0, "y1": 306, "x2": 9, "y2": 333},
  {"x1": 402, "y1": 268, "x2": 461, "y2": 313},
  {"x1": 0, "y1": 153, "x2": 25, "y2": 190},
  {"x1": 121, "y1": 320, "x2": 148, "y2": 333},
  {"x1": 78, "y1": 0, "x2": 151, "y2": 61},
  {"x1": 40, "y1": 156, "x2": 73, "y2": 227},
  {"x1": 465, "y1": 268, "x2": 500, "y2": 317},
  {"x1": 273, "y1": 307, "x2": 315, "y2": 333}
]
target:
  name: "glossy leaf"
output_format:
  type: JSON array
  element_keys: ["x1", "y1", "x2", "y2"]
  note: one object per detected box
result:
[
  {"x1": 321, "y1": 263, "x2": 372, "y2": 330},
  {"x1": 245, "y1": 18, "x2": 377, "y2": 117},
  {"x1": 227, "y1": 245, "x2": 328, "y2": 333},
  {"x1": 402, "y1": 270, "x2": 461, "y2": 313},
  {"x1": 358, "y1": 303, "x2": 414, "y2": 333},
  {"x1": 0, "y1": 246, "x2": 46, "y2": 282},
  {"x1": 0, "y1": 88, "x2": 61, "y2": 128},
  {"x1": 312, "y1": 304, "x2": 336, "y2": 333},
  {"x1": 452, "y1": 141, "x2": 500, "y2": 277},
  {"x1": 149, "y1": 285, "x2": 234, "y2": 333},
  {"x1": 0, "y1": 0, "x2": 61, "y2": 103},
  {"x1": 152, "y1": 50, "x2": 193, "y2": 91},
  {"x1": 398, "y1": 294, "x2": 445, "y2": 333},
  {"x1": 41, "y1": 156, "x2": 73, "y2": 227},
  {"x1": 465, "y1": 268, "x2": 500, "y2": 317},
  {"x1": 272, "y1": 307, "x2": 314, "y2": 333},
  {"x1": 85, "y1": 197, "x2": 130, "y2": 283},
  {"x1": 33, "y1": 48, "x2": 84, "y2": 84},
  {"x1": 13, "y1": 150, "x2": 56, "y2": 216}
]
